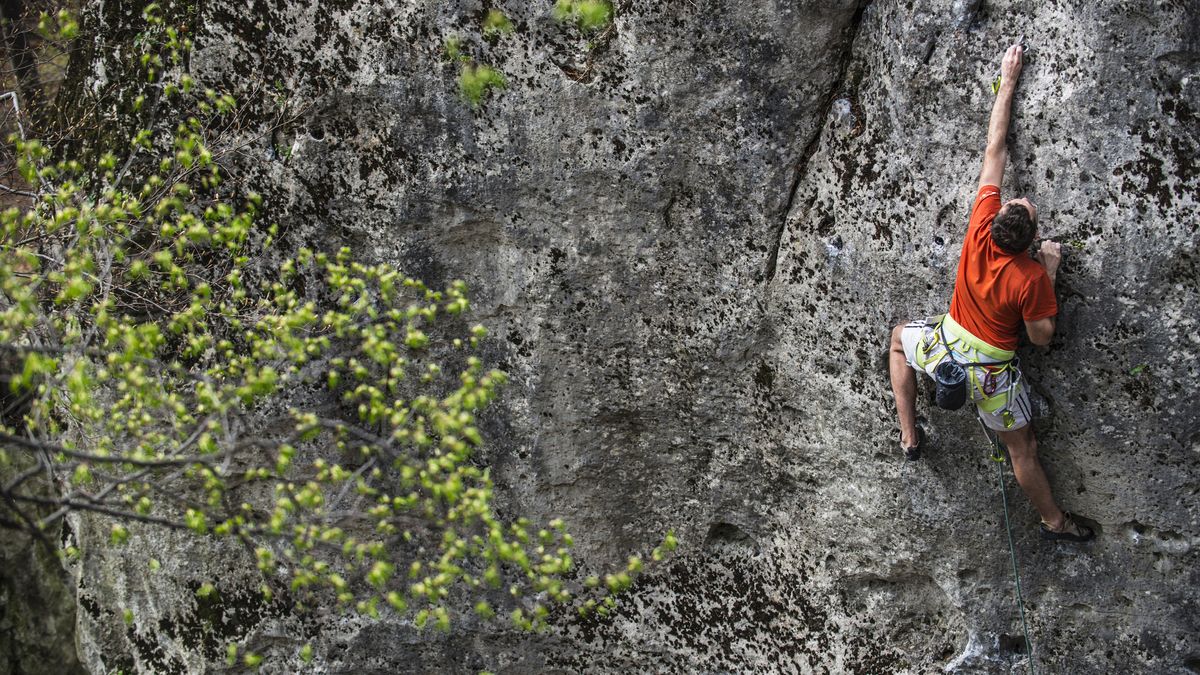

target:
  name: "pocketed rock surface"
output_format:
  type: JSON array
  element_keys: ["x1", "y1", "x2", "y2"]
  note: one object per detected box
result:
[{"x1": 28, "y1": 0, "x2": 1200, "y2": 673}]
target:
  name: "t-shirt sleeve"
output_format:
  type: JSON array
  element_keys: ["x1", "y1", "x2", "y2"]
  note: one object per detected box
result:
[
  {"x1": 1021, "y1": 269, "x2": 1058, "y2": 321},
  {"x1": 969, "y1": 185, "x2": 1002, "y2": 235}
]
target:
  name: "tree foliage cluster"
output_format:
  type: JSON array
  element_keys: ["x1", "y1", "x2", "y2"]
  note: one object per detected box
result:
[{"x1": 0, "y1": 1, "x2": 668, "y2": 669}]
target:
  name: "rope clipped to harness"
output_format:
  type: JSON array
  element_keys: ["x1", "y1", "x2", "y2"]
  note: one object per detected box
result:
[{"x1": 979, "y1": 417, "x2": 1036, "y2": 674}]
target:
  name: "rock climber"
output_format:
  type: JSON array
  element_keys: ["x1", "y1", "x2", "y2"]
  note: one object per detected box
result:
[{"x1": 887, "y1": 43, "x2": 1094, "y2": 542}]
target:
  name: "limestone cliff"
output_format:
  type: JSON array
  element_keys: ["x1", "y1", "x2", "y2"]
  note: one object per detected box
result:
[{"x1": 20, "y1": 0, "x2": 1200, "y2": 673}]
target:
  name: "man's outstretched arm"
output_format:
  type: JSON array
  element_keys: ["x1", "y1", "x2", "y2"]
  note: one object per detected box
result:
[{"x1": 979, "y1": 44, "x2": 1024, "y2": 189}]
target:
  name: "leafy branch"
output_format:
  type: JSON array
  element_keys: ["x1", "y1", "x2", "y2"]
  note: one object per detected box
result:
[{"x1": 0, "y1": 4, "x2": 672, "y2": 668}]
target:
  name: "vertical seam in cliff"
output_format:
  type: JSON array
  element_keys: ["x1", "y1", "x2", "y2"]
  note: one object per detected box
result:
[{"x1": 763, "y1": 0, "x2": 870, "y2": 285}]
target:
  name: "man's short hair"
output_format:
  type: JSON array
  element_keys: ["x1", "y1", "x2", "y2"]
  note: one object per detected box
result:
[{"x1": 992, "y1": 203, "x2": 1036, "y2": 254}]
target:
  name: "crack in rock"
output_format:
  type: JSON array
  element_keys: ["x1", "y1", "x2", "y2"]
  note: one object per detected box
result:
[{"x1": 764, "y1": 0, "x2": 872, "y2": 286}]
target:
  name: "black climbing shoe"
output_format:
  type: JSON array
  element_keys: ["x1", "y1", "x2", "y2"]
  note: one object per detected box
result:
[
  {"x1": 901, "y1": 427, "x2": 924, "y2": 461},
  {"x1": 1040, "y1": 512, "x2": 1095, "y2": 542}
]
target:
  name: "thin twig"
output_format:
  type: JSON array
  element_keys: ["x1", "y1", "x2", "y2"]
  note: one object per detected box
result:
[
  {"x1": 35, "y1": 467, "x2": 154, "y2": 528},
  {"x1": 0, "y1": 431, "x2": 210, "y2": 467},
  {"x1": 1, "y1": 460, "x2": 48, "y2": 494},
  {"x1": 328, "y1": 456, "x2": 376, "y2": 512},
  {"x1": 0, "y1": 482, "x2": 56, "y2": 553},
  {"x1": 0, "y1": 183, "x2": 36, "y2": 198},
  {"x1": 14, "y1": 493, "x2": 192, "y2": 530}
]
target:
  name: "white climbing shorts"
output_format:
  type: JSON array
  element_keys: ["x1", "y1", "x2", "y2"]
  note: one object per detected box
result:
[{"x1": 900, "y1": 314, "x2": 1032, "y2": 431}]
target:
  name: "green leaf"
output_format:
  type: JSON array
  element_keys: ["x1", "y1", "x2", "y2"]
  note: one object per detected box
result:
[
  {"x1": 474, "y1": 600, "x2": 495, "y2": 619},
  {"x1": 458, "y1": 64, "x2": 507, "y2": 107},
  {"x1": 386, "y1": 591, "x2": 407, "y2": 613},
  {"x1": 444, "y1": 35, "x2": 463, "y2": 61},
  {"x1": 663, "y1": 530, "x2": 678, "y2": 551},
  {"x1": 554, "y1": 0, "x2": 613, "y2": 31},
  {"x1": 72, "y1": 464, "x2": 92, "y2": 485},
  {"x1": 482, "y1": 9, "x2": 513, "y2": 36}
]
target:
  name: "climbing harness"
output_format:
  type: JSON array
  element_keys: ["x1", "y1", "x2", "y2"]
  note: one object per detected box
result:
[
  {"x1": 979, "y1": 418, "x2": 1036, "y2": 674},
  {"x1": 916, "y1": 315, "x2": 1021, "y2": 426}
]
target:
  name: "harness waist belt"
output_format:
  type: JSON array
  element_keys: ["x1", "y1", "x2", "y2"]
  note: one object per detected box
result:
[{"x1": 943, "y1": 314, "x2": 1015, "y2": 362}]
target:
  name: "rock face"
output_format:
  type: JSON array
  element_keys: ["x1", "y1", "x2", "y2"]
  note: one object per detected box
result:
[
  {"x1": 0, "y1": 511, "x2": 84, "y2": 675},
  {"x1": 37, "y1": 0, "x2": 1200, "y2": 672}
]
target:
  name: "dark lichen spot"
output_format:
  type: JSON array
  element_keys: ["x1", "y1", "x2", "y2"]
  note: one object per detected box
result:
[{"x1": 754, "y1": 362, "x2": 774, "y2": 390}]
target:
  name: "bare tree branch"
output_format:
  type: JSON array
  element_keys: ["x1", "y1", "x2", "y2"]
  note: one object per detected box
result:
[{"x1": 0, "y1": 431, "x2": 213, "y2": 467}]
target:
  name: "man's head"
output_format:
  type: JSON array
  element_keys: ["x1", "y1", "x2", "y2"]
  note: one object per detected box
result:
[{"x1": 991, "y1": 197, "x2": 1038, "y2": 254}]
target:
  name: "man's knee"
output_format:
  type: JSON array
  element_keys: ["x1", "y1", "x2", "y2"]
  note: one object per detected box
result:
[{"x1": 1005, "y1": 428, "x2": 1038, "y2": 460}]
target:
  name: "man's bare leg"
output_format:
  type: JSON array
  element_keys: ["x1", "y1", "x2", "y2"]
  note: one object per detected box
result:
[
  {"x1": 889, "y1": 324, "x2": 920, "y2": 449},
  {"x1": 997, "y1": 424, "x2": 1066, "y2": 529}
]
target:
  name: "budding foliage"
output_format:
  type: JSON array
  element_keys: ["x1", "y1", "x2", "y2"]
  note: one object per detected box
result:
[{"x1": 0, "y1": 3, "x2": 670, "y2": 667}]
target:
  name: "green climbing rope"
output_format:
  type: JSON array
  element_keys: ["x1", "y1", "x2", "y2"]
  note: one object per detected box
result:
[{"x1": 979, "y1": 419, "x2": 1036, "y2": 674}]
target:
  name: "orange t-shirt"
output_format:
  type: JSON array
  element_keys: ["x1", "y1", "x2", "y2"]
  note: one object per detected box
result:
[{"x1": 947, "y1": 185, "x2": 1057, "y2": 351}]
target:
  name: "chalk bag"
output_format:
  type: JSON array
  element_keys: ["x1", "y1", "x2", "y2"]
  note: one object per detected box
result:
[{"x1": 934, "y1": 359, "x2": 968, "y2": 410}]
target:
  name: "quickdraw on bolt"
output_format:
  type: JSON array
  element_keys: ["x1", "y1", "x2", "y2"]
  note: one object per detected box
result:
[
  {"x1": 990, "y1": 36, "x2": 1027, "y2": 95},
  {"x1": 979, "y1": 417, "x2": 1007, "y2": 462}
]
